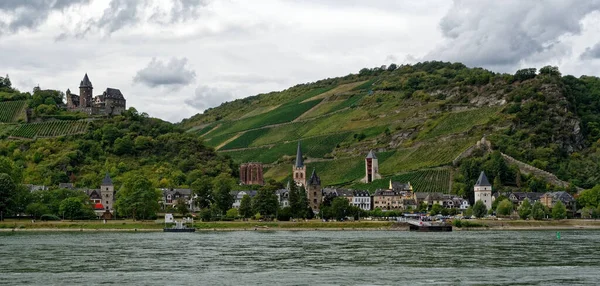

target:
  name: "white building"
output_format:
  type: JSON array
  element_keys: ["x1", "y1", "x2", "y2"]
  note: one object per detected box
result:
[
  {"x1": 232, "y1": 190, "x2": 257, "y2": 209},
  {"x1": 352, "y1": 190, "x2": 372, "y2": 211},
  {"x1": 474, "y1": 171, "x2": 492, "y2": 210}
]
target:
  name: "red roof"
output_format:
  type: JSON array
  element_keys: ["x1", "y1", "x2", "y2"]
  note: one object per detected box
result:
[{"x1": 94, "y1": 203, "x2": 104, "y2": 210}]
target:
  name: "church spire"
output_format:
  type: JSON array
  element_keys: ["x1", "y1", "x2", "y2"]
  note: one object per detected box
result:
[
  {"x1": 295, "y1": 141, "x2": 304, "y2": 168},
  {"x1": 80, "y1": 73, "x2": 93, "y2": 88}
]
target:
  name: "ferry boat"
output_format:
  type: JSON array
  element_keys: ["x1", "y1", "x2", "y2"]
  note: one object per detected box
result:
[
  {"x1": 164, "y1": 220, "x2": 196, "y2": 232},
  {"x1": 407, "y1": 220, "x2": 452, "y2": 232}
]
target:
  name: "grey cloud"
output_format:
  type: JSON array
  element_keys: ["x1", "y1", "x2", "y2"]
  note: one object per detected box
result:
[
  {"x1": 185, "y1": 85, "x2": 234, "y2": 110},
  {"x1": 133, "y1": 57, "x2": 196, "y2": 89},
  {"x1": 581, "y1": 42, "x2": 600, "y2": 60},
  {"x1": 0, "y1": 0, "x2": 90, "y2": 35},
  {"x1": 426, "y1": 0, "x2": 600, "y2": 69}
]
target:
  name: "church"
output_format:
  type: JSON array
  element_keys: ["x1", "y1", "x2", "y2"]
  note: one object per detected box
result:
[{"x1": 66, "y1": 74, "x2": 126, "y2": 116}]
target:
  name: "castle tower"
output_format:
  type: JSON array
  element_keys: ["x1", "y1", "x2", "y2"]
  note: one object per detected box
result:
[
  {"x1": 100, "y1": 172, "x2": 115, "y2": 214},
  {"x1": 306, "y1": 169, "x2": 322, "y2": 213},
  {"x1": 293, "y1": 141, "x2": 306, "y2": 186},
  {"x1": 79, "y1": 73, "x2": 93, "y2": 108},
  {"x1": 363, "y1": 150, "x2": 381, "y2": 183},
  {"x1": 66, "y1": 89, "x2": 73, "y2": 108},
  {"x1": 239, "y1": 162, "x2": 264, "y2": 185},
  {"x1": 474, "y1": 171, "x2": 492, "y2": 210}
]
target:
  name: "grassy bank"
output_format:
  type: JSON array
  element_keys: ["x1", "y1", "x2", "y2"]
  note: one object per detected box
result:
[{"x1": 0, "y1": 219, "x2": 394, "y2": 231}]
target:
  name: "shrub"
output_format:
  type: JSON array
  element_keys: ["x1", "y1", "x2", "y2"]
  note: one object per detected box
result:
[{"x1": 40, "y1": 214, "x2": 61, "y2": 221}]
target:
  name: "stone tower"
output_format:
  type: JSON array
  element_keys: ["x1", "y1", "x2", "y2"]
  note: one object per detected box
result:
[
  {"x1": 293, "y1": 141, "x2": 306, "y2": 186},
  {"x1": 79, "y1": 73, "x2": 93, "y2": 108},
  {"x1": 306, "y1": 169, "x2": 322, "y2": 213},
  {"x1": 101, "y1": 172, "x2": 115, "y2": 214},
  {"x1": 240, "y1": 162, "x2": 264, "y2": 185},
  {"x1": 474, "y1": 171, "x2": 492, "y2": 210},
  {"x1": 363, "y1": 150, "x2": 381, "y2": 183}
]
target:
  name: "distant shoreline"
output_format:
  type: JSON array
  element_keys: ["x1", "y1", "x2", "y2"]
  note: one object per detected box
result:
[{"x1": 2, "y1": 219, "x2": 600, "y2": 232}]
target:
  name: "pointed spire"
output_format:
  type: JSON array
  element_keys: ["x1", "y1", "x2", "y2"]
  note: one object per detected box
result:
[
  {"x1": 295, "y1": 141, "x2": 304, "y2": 168},
  {"x1": 307, "y1": 168, "x2": 320, "y2": 186},
  {"x1": 366, "y1": 150, "x2": 377, "y2": 159},
  {"x1": 475, "y1": 171, "x2": 491, "y2": 187},
  {"x1": 286, "y1": 180, "x2": 291, "y2": 191},
  {"x1": 102, "y1": 172, "x2": 113, "y2": 186},
  {"x1": 80, "y1": 73, "x2": 93, "y2": 88}
]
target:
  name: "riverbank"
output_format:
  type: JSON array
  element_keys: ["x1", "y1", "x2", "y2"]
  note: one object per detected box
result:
[{"x1": 2, "y1": 219, "x2": 600, "y2": 232}]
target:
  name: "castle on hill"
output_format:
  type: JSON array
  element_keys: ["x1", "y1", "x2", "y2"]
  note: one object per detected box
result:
[{"x1": 65, "y1": 74, "x2": 126, "y2": 116}]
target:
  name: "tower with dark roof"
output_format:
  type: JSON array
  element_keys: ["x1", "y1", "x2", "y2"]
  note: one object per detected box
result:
[
  {"x1": 100, "y1": 172, "x2": 115, "y2": 215},
  {"x1": 474, "y1": 171, "x2": 492, "y2": 210},
  {"x1": 79, "y1": 73, "x2": 93, "y2": 108},
  {"x1": 293, "y1": 141, "x2": 306, "y2": 187},
  {"x1": 363, "y1": 150, "x2": 381, "y2": 183},
  {"x1": 306, "y1": 168, "x2": 322, "y2": 213}
]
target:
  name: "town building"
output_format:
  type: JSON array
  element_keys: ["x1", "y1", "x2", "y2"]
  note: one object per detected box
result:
[
  {"x1": 276, "y1": 188, "x2": 290, "y2": 208},
  {"x1": 540, "y1": 191, "x2": 575, "y2": 210},
  {"x1": 473, "y1": 171, "x2": 492, "y2": 210},
  {"x1": 508, "y1": 192, "x2": 543, "y2": 206},
  {"x1": 232, "y1": 190, "x2": 257, "y2": 209},
  {"x1": 161, "y1": 188, "x2": 194, "y2": 211},
  {"x1": 352, "y1": 190, "x2": 371, "y2": 211},
  {"x1": 363, "y1": 150, "x2": 381, "y2": 183},
  {"x1": 373, "y1": 189, "x2": 402, "y2": 211},
  {"x1": 66, "y1": 74, "x2": 126, "y2": 116},
  {"x1": 390, "y1": 180, "x2": 413, "y2": 192},
  {"x1": 293, "y1": 141, "x2": 307, "y2": 187},
  {"x1": 239, "y1": 162, "x2": 264, "y2": 185},
  {"x1": 306, "y1": 169, "x2": 322, "y2": 213}
]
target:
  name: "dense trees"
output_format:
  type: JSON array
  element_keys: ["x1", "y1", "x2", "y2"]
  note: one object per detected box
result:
[
  {"x1": 551, "y1": 201, "x2": 567, "y2": 220},
  {"x1": 239, "y1": 195, "x2": 253, "y2": 219},
  {"x1": 0, "y1": 173, "x2": 16, "y2": 220},
  {"x1": 115, "y1": 175, "x2": 161, "y2": 220},
  {"x1": 496, "y1": 199, "x2": 513, "y2": 216},
  {"x1": 472, "y1": 200, "x2": 487, "y2": 218},
  {"x1": 518, "y1": 199, "x2": 532, "y2": 220}
]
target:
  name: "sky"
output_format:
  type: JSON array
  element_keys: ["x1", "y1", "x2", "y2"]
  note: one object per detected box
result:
[{"x1": 1, "y1": 0, "x2": 600, "y2": 123}]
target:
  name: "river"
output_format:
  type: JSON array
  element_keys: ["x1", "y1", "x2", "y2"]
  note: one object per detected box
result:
[{"x1": 1, "y1": 230, "x2": 598, "y2": 285}]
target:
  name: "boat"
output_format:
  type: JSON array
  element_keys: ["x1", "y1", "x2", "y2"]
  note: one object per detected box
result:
[
  {"x1": 407, "y1": 220, "x2": 452, "y2": 232},
  {"x1": 164, "y1": 216, "x2": 196, "y2": 232}
]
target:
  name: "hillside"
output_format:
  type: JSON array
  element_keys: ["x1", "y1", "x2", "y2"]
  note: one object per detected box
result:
[{"x1": 181, "y1": 62, "x2": 600, "y2": 193}]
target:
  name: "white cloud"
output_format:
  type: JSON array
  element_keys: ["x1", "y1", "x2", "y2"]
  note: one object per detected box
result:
[{"x1": 133, "y1": 57, "x2": 196, "y2": 90}]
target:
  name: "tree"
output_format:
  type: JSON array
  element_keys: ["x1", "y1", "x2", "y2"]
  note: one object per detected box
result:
[
  {"x1": 330, "y1": 197, "x2": 351, "y2": 221},
  {"x1": 551, "y1": 201, "x2": 567, "y2": 220},
  {"x1": 176, "y1": 198, "x2": 189, "y2": 216},
  {"x1": 430, "y1": 203, "x2": 443, "y2": 216},
  {"x1": 26, "y1": 202, "x2": 49, "y2": 219},
  {"x1": 539, "y1": 65, "x2": 561, "y2": 77},
  {"x1": 113, "y1": 136, "x2": 134, "y2": 155},
  {"x1": 277, "y1": 207, "x2": 292, "y2": 221},
  {"x1": 252, "y1": 189, "x2": 279, "y2": 218},
  {"x1": 492, "y1": 195, "x2": 508, "y2": 210},
  {"x1": 473, "y1": 200, "x2": 487, "y2": 218},
  {"x1": 59, "y1": 197, "x2": 94, "y2": 220},
  {"x1": 115, "y1": 175, "x2": 161, "y2": 220},
  {"x1": 0, "y1": 173, "x2": 16, "y2": 220},
  {"x1": 531, "y1": 201, "x2": 546, "y2": 220},
  {"x1": 464, "y1": 206, "x2": 473, "y2": 218},
  {"x1": 239, "y1": 194, "x2": 253, "y2": 219},
  {"x1": 496, "y1": 199, "x2": 513, "y2": 216},
  {"x1": 577, "y1": 185, "x2": 600, "y2": 209},
  {"x1": 191, "y1": 177, "x2": 213, "y2": 209},
  {"x1": 225, "y1": 208, "x2": 238, "y2": 219},
  {"x1": 212, "y1": 174, "x2": 235, "y2": 214},
  {"x1": 518, "y1": 199, "x2": 532, "y2": 219}
]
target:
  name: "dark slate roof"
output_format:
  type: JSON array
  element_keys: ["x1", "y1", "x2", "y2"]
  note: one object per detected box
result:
[
  {"x1": 103, "y1": 88, "x2": 125, "y2": 100},
  {"x1": 295, "y1": 141, "x2": 304, "y2": 167},
  {"x1": 101, "y1": 173, "x2": 113, "y2": 186},
  {"x1": 374, "y1": 189, "x2": 400, "y2": 196},
  {"x1": 337, "y1": 189, "x2": 354, "y2": 197},
  {"x1": 353, "y1": 190, "x2": 370, "y2": 197},
  {"x1": 366, "y1": 150, "x2": 377, "y2": 159},
  {"x1": 80, "y1": 73, "x2": 93, "y2": 88},
  {"x1": 475, "y1": 171, "x2": 491, "y2": 187},
  {"x1": 307, "y1": 169, "x2": 320, "y2": 186},
  {"x1": 390, "y1": 181, "x2": 411, "y2": 192},
  {"x1": 547, "y1": 191, "x2": 575, "y2": 203}
]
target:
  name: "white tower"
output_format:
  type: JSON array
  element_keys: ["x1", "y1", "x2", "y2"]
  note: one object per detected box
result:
[
  {"x1": 100, "y1": 172, "x2": 115, "y2": 213},
  {"x1": 474, "y1": 171, "x2": 492, "y2": 210},
  {"x1": 363, "y1": 150, "x2": 381, "y2": 183}
]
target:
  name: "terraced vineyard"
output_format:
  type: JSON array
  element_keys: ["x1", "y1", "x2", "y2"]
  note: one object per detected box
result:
[
  {"x1": 10, "y1": 120, "x2": 89, "y2": 139},
  {"x1": 350, "y1": 168, "x2": 452, "y2": 193},
  {"x1": 0, "y1": 100, "x2": 27, "y2": 122}
]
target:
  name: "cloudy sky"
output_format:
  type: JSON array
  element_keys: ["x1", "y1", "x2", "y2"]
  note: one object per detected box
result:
[{"x1": 1, "y1": 0, "x2": 600, "y2": 122}]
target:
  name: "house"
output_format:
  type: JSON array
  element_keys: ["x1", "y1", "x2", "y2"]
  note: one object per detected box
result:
[
  {"x1": 24, "y1": 184, "x2": 48, "y2": 192},
  {"x1": 474, "y1": 171, "x2": 492, "y2": 210},
  {"x1": 423, "y1": 193, "x2": 445, "y2": 207},
  {"x1": 352, "y1": 190, "x2": 371, "y2": 211},
  {"x1": 399, "y1": 199, "x2": 418, "y2": 210},
  {"x1": 389, "y1": 180, "x2": 412, "y2": 192},
  {"x1": 276, "y1": 189, "x2": 289, "y2": 207},
  {"x1": 540, "y1": 191, "x2": 575, "y2": 210},
  {"x1": 443, "y1": 196, "x2": 470, "y2": 210},
  {"x1": 337, "y1": 189, "x2": 354, "y2": 203},
  {"x1": 373, "y1": 189, "x2": 402, "y2": 211},
  {"x1": 509, "y1": 192, "x2": 543, "y2": 206},
  {"x1": 232, "y1": 190, "x2": 257, "y2": 209},
  {"x1": 161, "y1": 188, "x2": 194, "y2": 211}
]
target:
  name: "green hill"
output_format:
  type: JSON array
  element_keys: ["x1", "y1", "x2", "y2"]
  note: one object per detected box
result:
[{"x1": 182, "y1": 62, "x2": 600, "y2": 192}]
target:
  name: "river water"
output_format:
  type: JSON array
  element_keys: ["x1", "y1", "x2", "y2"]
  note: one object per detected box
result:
[{"x1": 1, "y1": 230, "x2": 599, "y2": 285}]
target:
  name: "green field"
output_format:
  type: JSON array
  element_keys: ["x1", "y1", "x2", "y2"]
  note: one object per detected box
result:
[
  {"x1": 420, "y1": 107, "x2": 499, "y2": 139},
  {"x1": 0, "y1": 100, "x2": 27, "y2": 122},
  {"x1": 10, "y1": 120, "x2": 89, "y2": 139},
  {"x1": 350, "y1": 168, "x2": 452, "y2": 193}
]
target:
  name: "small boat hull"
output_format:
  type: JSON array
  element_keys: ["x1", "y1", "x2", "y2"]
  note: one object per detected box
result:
[
  {"x1": 164, "y1": 228, "x2": 196, "y2": 232},
  {"x1": 409, "y1": 224, "x2": 452, "y2": 232}
]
